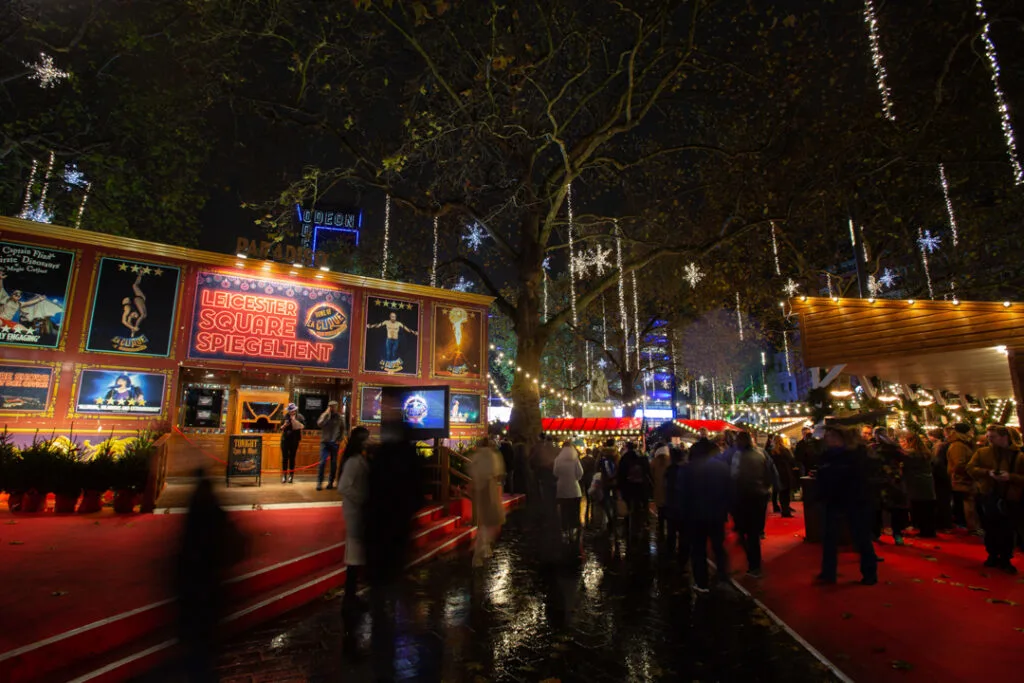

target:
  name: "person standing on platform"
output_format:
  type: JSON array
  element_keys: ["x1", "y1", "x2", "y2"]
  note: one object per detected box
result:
[
  {"x1": 338, "y1": 426, "x2": 371, "y2": 612},
  {"x1": 968, "y1": 424, "x2": 1024, "y2": 573},
  {"x1": 280, "y1": 403, "x2": 304, "y2": 484},
  {"x1": 469, "y1": 438, "x2": 507, "y2": 567},
  {"x1": 732, "y1": 431, "x2": 774, "y2": 578},
  {"x1": 317, "y1": 400, "x2": 345, "y2": 491},
  {"x1": 817, "y1": 426, "x2": 878, "y2": 586}
]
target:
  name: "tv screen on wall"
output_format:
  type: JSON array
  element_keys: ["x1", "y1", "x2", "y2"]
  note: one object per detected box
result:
[{"x1": 380, "y1": 385, "x2": 449, "y2": 440}]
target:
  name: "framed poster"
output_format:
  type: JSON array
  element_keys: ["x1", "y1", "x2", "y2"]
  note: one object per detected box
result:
[
  {"x1": 0, "y1": 362, "x2": 57, "y2": 414},
  {"x1": 0, "y1": 240, "x2": 75, "y2": 349},
  {"x1": 358, "y1": 385, "x2": 383, "y2": 423},
  {"x1": 189, "y1": 272, "x2": 353, "y2": 370},
  {"x1": 431, "y1": 304, "x2": 484, "y2": 380},
  {"x1": 73, "y1": 367, "x2": 168, "y2": 416},
  {"x1": 362, "y1": 294, "x2": 421, "y2": 376},
  {"x1": 85, "y1": 257, "x2": 181, "y2": 357},
  {"x1": 449, "y1": 391, "x2": 483, "y2": 426},
  {"x1": 227, "y1": 435, "x2": 262, "y2": 486}
]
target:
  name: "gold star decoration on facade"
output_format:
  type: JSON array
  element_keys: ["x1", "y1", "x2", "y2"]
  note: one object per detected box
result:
[
  {"x1": 130, "y1": 264, "x2": 140, "y2": 273},
  {"x1": 94, "y1": 397, "x2": 104, "y2": 404},
  {"x1": 118, "y1": 263, "x2": 128, "y2": 272},
  {"x1": 140, "y1": 266, "x2": 152, "y2": 276},
  {"x1": 152, "y1": 268, "x2": 163, "y2": 276}
]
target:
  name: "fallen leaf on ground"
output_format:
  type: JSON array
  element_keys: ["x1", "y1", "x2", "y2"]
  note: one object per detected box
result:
[
  {"x1": 1014, "y1": 628, "x2": 1024, "y2": 633},
  {"x1": 841, "y1": 612, "x2": 853, "y2": 620},
  {"x1": 923, "y1": 556, "x2": 938, "y2": 562},
  {"x1": 9, "y1": 541, "x2": 24, "y2": 545},
  {"x1": 882, "y1": 603, "x2": 892, "y2": 608},
  {"x1": 968, "y1": 586, "x2": 990, "y2": 591},
  {"x1": 891, "y1": 660, "x2": 914, "y2": 671},
  {"x1": 987, "y1": 599, "x2": 1019, "y2": 606},
  {"x1": 939, "y1": 574, "x2": 952, "y2": 579},
  {"x1": 4, "y1": 520, "x2": 15, "y2": 525},
  {"x1": 911, "y1": 578, "x2": 923, "y2": 583},
  {"x1": 51, "y1": 591, "x2": 68, "y2": 596},
  {"x1": 871, "y1": 646, "x2": 887, "y2": 654},
  {"x1": 933, "y1": 579, "x2": 947, "y2": 584}
]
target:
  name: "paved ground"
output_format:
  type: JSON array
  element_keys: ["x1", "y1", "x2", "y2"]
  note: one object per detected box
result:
[
  {"x1": 157, "y1": 478, "x2": 344, "y2": 508},
  {"x1": 144, "y1": 508, "x2": 838, "y2": 682}
]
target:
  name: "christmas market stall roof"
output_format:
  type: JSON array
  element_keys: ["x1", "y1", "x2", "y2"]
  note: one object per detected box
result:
[
  {"x1": 674, "y1": 419, "x2": 743, "y2": 434},
  {"x1": 541, "y1": 417, "x2": 643, "y2": 436},
  {"x1": 789, "y1": 296, "x2": 1024, "y2": 399}
]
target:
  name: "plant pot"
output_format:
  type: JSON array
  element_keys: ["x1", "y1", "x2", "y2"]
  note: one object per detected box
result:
[
  {"x1": 54, "y1": 493, "x2": 80, "y2": 514},
  {"x1": 5, "y1": 491, "x2": 23, "y2": 513},
  {"x1": 20, "y1": 490, "x2": 46, "y2": 513},
  {"x1": 113, "y1": 490, "x2": 138, "y2": 514},
  {"x1": 78, "y1": 490, "x2": 104, "y2": 514}
]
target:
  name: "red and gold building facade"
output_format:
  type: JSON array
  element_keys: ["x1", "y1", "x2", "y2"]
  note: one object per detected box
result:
[{"x1": 0, "y1": 217, "x2": 491, "y2": 476}]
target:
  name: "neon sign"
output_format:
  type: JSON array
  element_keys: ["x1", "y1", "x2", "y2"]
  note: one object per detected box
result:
[{"x1": 188, "y1": 272, "x2": 352, "y2": 369}]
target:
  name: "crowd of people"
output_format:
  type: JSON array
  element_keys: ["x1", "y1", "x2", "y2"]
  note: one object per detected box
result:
[{"x1": 473, "y1": 419, "x2": 1024, "y2": 592}]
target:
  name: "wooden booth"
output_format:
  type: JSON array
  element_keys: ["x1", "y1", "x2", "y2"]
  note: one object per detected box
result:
[{"x1": 0, "y1": 217, "x2": 492, "y2": 480}]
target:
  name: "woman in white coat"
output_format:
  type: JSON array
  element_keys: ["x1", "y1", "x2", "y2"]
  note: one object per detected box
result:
[
  {"x1": 553, "y1": 441, "x2": 585, "y2": 543},
  {"x1": 338, "y1": 426, "x2": 371, "y2": 609},
  {"x1": 469, "y1": 438, "x2": 506, "y2": 567}
]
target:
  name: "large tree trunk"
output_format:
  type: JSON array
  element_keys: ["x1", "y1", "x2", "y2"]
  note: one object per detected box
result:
[
  {"x1": 507, "y1": 222, "x2": 547, "y2": 446},
  {"x1": 508, "y1": 336, "x2": 543, "y2": 445}
]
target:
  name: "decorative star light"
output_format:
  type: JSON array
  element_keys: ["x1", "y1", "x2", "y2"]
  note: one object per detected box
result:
[
  {"x1": 20, "y1": 203, "x2": 53, "y2": 224},
  {"x1": 878, "y1": 268, "x2": 898, "y2": 289},
  {"x1": 461, "y1": 223, "x2": 488, "y2": 252},
  {"x1": 661, "y1": 379, "x2": 672, "y2": 389},
  {"x1": 596, "y1": 358, "x2": 608, "y2": 369},
  {"x1": 588, "y1": 245, "x2": 612, "y2": 276},
  {"x1": 782, "y1": 278, "x2": 800, "y2": 297},
  {"x1": 24, "y1": 52, "x2": 69, "y2": 88},
  {"x1": 697, "y1": 375, "x2": 707, "y2": 385},
  {"x1": 683, "y1": 262, "x2": 704, "y2": 288},
  {"x1": 63, "y1": 164, "x2": 86, "y2": 188},
  {"x1": 917, "y1": 229, "x2": 942, "y2": 254},
  {"x1": 567, "y1": 363, "x2": 576, "y2": 374},
  {"x1": 451, "y1": 276, "x2": 473, "y2": 292},
  {"x1": 542, "y1": 256, "x2": 552, "y2": 271},
  {"x1": 750, "y1": 392, "x2": 763, "y2": 403}
]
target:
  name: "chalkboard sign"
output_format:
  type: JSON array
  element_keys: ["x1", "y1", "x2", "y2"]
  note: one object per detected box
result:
[{"x1": 227, "y1": 435, "x2": 262, "y2": 486}]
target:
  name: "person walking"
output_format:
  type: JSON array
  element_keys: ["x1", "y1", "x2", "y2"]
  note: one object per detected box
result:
[
  {"x1": 683, "y1": 437, "x2": 732, "y2": 593},
  {"x1": 651, "y1": 441, "x2": 672, "y2": 536},
  {"x1": 794, "y1": 427, "x2": 820, "y2": 476},
  {"x1": 663, "y1": 446, "x2": 689, "y2": 564},
  {"x1": 816, "y1": 426, "x2": 878, "y2": 586},
  {"x1": 769, "y1": 437, "x2": 798, "y2": 517},
  {"x1": 279, "y1": 403, "x2": 304, "y2": 484},
  {"x1": 968, "y1": 424, "x2": 1024, "y2": 573},
  {"x1": 931, "y1": 427, "x2": 955, "y2": 531},
  {"x1": 617, "y1": 441, "x2": 652, "y2": 540},
  {"x1": 596, "y1": 440, "x2": 619, "y2": 534},
  {"x1": 553, "y1": 441, "x2": 584, "y2": 546},
  {"x1": 469, "y1": 438, "x2": 507, "y2": 567},
  {"x1": 499, "y1": 438, "x2": 516, "y2": 493},
  {"x1": 316, "y1": 400, "x2": 346, "y2": 491},
  {"x1": 869, "y1": 427, "x2": 910, "y2": 545},
  {"x1": 947, "y1": 423, "x2": 980, "y2": 532},
  {"x1": 338, "y1": 426, "x2": 371, "y2": 611},
  {"x1": 731, "y1": 431, "x2": 774, "y2": 578},
  {"x1": 900, "y1": 431, "x2": 937, "y2": 538},
  {"x1": 579, "y1": 447, "x2": 597, "y2": 528}
]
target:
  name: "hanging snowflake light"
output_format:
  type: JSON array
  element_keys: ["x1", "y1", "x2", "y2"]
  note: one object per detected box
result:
[
  {"x1": 862, "y1": 0, "x2": 895, "y2": 121},
  {"x1": 23, "y1": 204, "x2": 54, "y2": 224},
  {"x1": 461, "y1": 223, "x2": 488, "y2": 252},
  {"x1": 588, "y1": 245, "x2": 612, "y2": 276},
  {"x1": 878, "y1": 268, "x2": 898, "y2": 289},
  {"x1": 917, "y1": 229, "x2": 941, "y2": 254},
  {"x1": 683, "y1": 262, "x2": 704, "y2": 288},
  {"x1": 596, "y1": 358, "x2": 608, "y2": 369},
  {"x1": 570, "y1": 251, "x2": 591, "y2": 279},
  {"x1": 782, "y1": 278, "x2": 800, "y2": 297},
  {"x1": 24, "y1": 52, "x2": 69, "y2": 88},
  {"x1": 974, "y1": 0, "x2": 1023, "y2": 185},
  {"x1": 63, "y1": 164, "x2": 86, "y2": 188},
  {"x1": 750, "y1": 392, "x2": 763, "y2": 404},
  {"x1": 542, "y1": 256, "x2": 552, "y2": 271},
  {"x1": 451, "y1": 276, "x2": 473, "y2": 292}
]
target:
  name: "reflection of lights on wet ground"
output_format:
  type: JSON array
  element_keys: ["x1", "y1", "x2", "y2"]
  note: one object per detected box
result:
[
  {"x1": 582, "y1": 554, "x2": 604, "y2": 594},
  {"x1": 625, "y1": 639, "x2": 656, "y2": 681},
  {"x1": 443, "y1": 587, "x2": 470, "y2": 627},
  {"x1": 269, "y1": 633, "x2": 290, "y2": 650},
  {"x1": 493, "y1": 597, "x2": 544, "y2": 669},
  {"x1": 488, "y1": 555, "x2": 512, "y2": 605}
]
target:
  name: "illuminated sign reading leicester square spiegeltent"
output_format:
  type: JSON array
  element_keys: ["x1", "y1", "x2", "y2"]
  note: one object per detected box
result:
[{"x1": 188, "y1": 272, "x2": 353, "y2": 369}]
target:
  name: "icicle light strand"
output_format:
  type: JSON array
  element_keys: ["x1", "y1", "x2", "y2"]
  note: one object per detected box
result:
[
  {"x1": 38, "y1": 151, "x2": 56, "y2": 212},
  {"x1": 975, "y1": 0, "x2": 1024, "y2": 185},
  {"x1": 735, "y1": 291, "x2": 744, "y2": 341},
  {"x1": 938, "y1": 164, "x2": 960, "y2": 246},
  {"x1": 20, "y1": 159, "x2": 38, "y2": 215},
  {"x1": 543, "y1": 272, "x2": 549, "y2": 323},
  {"x1": 616, "y1": 222, "x2": 630, "y2": 372},
  {"x1": 918, "y1": 227, "x2": 935, "y2": 299},
  {"x1": 601, "y1": 295, "x2": 608, "y2": 350},
  {"x1": 381, "y1": 194, "x2": 391, "y2": 279},
  {"x1": 863, "y1": 0, "x2": 895, "y2": 121},
  {"x1": 430, "y1": 215, "x2": 439, "y2": 287},
  {"x1": 783, "y1": 332, "x2": 792, "y2": 376},
  {"x1": 826, "y1": 272, "x2": 835, "y2": 299},
  {"x1": 567, "y1": 183, "x2": 577, "y2": 325},
  {"x1": 770, "y1": 223, "x2": 781, "y2": 276},
  {"x1": 631, "y1": 271, "x2": 641, "y2": 375},
  {"x1": 74, "y1": 183, "x2": 91, "y2": 229}
]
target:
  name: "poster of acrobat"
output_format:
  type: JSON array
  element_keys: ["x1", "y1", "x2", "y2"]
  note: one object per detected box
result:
[{"x1": 362, "y1": 295, "x2": 421, "y2": 376}]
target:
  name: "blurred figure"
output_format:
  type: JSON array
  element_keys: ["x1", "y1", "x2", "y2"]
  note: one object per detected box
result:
[
  {"x1": 770, "y1": 436, "x2": 798, "y2": 517},
  {"x1": 365, "y1": 426, "x2": 424, "y2": 681},
  {"x1": 617, "y1": 441, "x2": 652, "y2": 540},
  {"x1": 663, "y1": 446, "x2": 689, "y2": 564},
  {"x1": 174, "y1": 469, "x2": 246, "y2": 682},
  {"x1": 731, "y1": 431, "x2": 774, "y2": 578},
  {"x1": 683, "y1": 434, "x2": 732, "y2": 593},
  {"x1": 316, "y1": 399, "x2": 346, "y2": 490},
  {"x1": 817, "y1": 427, "x2": 878, "y2": 586},
  {"x1": 794, "y1": 427, "x2": 820, "y2": 477},
  {"x1": 968, "y1": 424, "x2": 1024, "y2": 573},
  {"x1": 596, "y1": 440, "x2": 619, "y2": 533},
  {"x1": 499, "y1": 437, "x2": 515, "y2": 492},
  {"x1": 869, "y1": 427, "x2": 909, "y2": 545},
  {"x1": 580, "y1": 447, "x2": 596, "y2": 528},
  {"x1": 947, "y1": 423, "x2": 980, "y2": 532},
  {"x1": 553, "y1": 440, "x2": 584, "y2": 547},
  {"x1": 930, "y1": 427, "x2": 955, "y2": 531},
  {"x1": 650, "y1": 441, "x2": 671, "y2": 537},
  {"x1": 469, "y1": 437, "x2": 506, "y2": 567},
  {"x1": 900, "y1": 431, "x2": 937, "y2": 538},
  {"x1": 338, "y1": 426, "x2": 371, "y2": 611}
]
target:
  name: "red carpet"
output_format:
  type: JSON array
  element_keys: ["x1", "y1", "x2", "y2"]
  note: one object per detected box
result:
[
  {"x1": 0, "y1": 507, "x2": 347, "y2": 655},
  {"x1": 730, "y1": 503, "x2": 1024, "y2": 683}
]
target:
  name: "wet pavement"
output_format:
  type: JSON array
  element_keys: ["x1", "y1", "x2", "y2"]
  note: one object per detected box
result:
[{"x1": 146, "y1": 509, "x2": 838, "y2": 682}]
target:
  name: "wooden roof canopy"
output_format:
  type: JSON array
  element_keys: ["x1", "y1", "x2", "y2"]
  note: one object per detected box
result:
[{"x1": 790, "y1": 297, "x2": 1024, "y2": 398}]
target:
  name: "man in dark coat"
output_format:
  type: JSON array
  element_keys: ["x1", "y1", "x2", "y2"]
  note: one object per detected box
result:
[{"x1": 682, "y1": 440, "x2": 732, "y2": 592}]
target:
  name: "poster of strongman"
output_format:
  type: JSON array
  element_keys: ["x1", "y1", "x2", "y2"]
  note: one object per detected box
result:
[
  {"x1": 362, "y1": 295, "x2": 421, "y2": 376},
  {"x1": 85, "y1": 257, "x2": 181, "y2": 357},
  {"x1": 0, "y1": 240, "x2": 75, "y2": 348}
]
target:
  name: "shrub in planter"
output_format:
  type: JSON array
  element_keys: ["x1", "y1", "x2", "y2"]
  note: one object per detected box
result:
[
  {"x1": 52, "y1": 450, "x2": 85, "y2": 514},
  {"x1": 111, "y1": 432, "x2": 155, "y2": 514},
  {"x1": 17, "y1": 438, "x2": 61, "y2": 513},
  {"x1": 0, "y1": 431, "x2": 23, "y2": 512},
  {"x1": 79, "y1": 451, "x2": 115, "y2": 513}
]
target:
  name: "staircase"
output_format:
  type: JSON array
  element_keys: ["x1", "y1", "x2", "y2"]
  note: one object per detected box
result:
[{"x1": 0, "y1": 500, "x2": 517, "y2": 683}]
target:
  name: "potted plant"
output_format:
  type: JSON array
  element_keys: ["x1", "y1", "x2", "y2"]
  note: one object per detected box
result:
[
  {"x1": 112, "y1": 432, "x2": 155, "y2": 514},
  {"x1": 0, "y1": 430, "x2": 23, "y2": 512},
  {"x1": 52, "y1": 449, "x2": 84, "y2": 514},
  {"x1": 79, "y1": 447, "x2": 115, "y2": 514},
  {"x1": 17, "y1": 438, "x2": 60, "y2": 513}
]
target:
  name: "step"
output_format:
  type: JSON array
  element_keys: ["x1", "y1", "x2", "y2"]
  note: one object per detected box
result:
[{"x1": 58, "y1": 528, "x2": 479, "y2": 683}]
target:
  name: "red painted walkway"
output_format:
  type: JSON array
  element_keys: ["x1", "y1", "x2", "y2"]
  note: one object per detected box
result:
[{"x1": 732, "y1": 503, "x2": 1024, "y2": 683}]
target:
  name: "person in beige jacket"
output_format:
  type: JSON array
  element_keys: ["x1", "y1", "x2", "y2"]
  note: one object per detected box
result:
[
  {"x1": 945, "y1": 423, "x2": 979, "y2": 532},
  {"x1": 469, "y1": 438, "x2": 506, "y2": 567}
]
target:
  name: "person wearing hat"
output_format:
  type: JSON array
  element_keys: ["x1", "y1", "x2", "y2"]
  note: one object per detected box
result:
[
  {"x1": 317, "y1": 399, "x2": 346, "y2": 490},
  {"x1": 280, "y1": 402, "x2": 305, "y2": 484},
  {"x1": 946, "y1": 423, "x2": 979, "y2": 532}
]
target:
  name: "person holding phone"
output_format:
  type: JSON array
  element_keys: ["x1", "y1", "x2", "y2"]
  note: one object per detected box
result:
[
  {"x1": 280, "y1": 403, "x2": 304, "y2": 484},
  {"x1": 968, "y1": 424, "x2": 1024, "y2": 573}
]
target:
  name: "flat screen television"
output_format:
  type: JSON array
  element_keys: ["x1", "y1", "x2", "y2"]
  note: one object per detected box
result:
[{"x1": 380, "y1": 385, "x2": 450, "y2": 440}]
